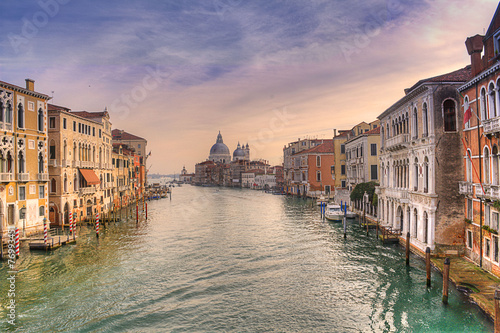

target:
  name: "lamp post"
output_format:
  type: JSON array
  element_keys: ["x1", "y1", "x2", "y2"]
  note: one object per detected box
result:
[{"x1": 21, "y1": 205, "x2": 26, "y2": 237}]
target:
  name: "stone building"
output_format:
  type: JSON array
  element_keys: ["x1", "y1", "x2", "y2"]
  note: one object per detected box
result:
[
  {"x1": 377, "y1": 66, "x2": 471, "y2": 255},
  {"x1": 458, "y1": 3, "x2": 500, "y2": 276},
  {"x1": 47, "y1": 104, "x2": 113, "y2": 225},
  {"x1": 0, "y1": 79, "x2": 50, "y2": 237},
  {"x1": 111, "y1": 143, "x2": 134, "y2": 210}
]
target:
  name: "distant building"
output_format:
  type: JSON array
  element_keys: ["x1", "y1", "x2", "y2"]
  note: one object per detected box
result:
[{"x1": 179, "y1": 166, "x2": 194, "y2": 183}]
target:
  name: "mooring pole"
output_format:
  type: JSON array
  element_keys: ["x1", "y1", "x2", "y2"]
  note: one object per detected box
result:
[
  {"x1": 146, "y1": 202, "x2": 148, "y2": 220},
  {"x1": 495, "y1": 289, "x2": 500, "y2": 333},
  {"x1": 442, "y1": 257, "x2": 450, "y2": 304},
  {"x1": 426, "y1": 247, "x2": 431, "y2": 287},
  {"x1": 343, "y1": 216, "x2": 347, "y2": 239},
  {"x1": 406, "y1": 232, "x2": 410, "y2": 266}
]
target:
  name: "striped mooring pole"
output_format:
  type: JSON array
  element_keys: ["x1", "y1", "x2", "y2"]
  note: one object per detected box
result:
[
  {"x1": 96, "y1": 212, "x2": 100, "y2": 238},
  {"x1": 15, "y1": 228, "x2": 19, "y2": 257},
  {"x1": 146, "y1": 202, "x2": 148, "y2": 220},
  {"x1": 69, "y1": 212, "x2": 73, "y2": 235},
  {"x1": 43, "y1": 219, "x2": 48, "y2": 245}
]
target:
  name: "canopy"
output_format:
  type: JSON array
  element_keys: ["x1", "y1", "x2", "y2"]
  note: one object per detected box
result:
[{"x1": 79, "y1": 169, "x2": 100, "y2": 185}]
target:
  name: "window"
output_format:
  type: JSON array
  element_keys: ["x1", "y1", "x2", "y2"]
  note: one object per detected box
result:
[
  {"x1": 63, "y1": 118, "x2": 67, "y2": 129},
  {"x1": 494, "y1": 235, "x2": 500, "y2": 263},
  {"x1": 78, "y1": 123, "x2": 81, "y2": 133},
  {"x1": 413, "y1": 107, "x2": 418, "y2": 139},
  {"x1": 39, "y1": 185, "x2": 45, "y2": 199},
  {"x1": 331, "y1": 166, "x2": 335, "y2": 174},
  {"x1": 73, "y1": 121, "x2": 76, "y2": 131},
  {"x1": 466, "y1": 149, "x2": 473, "y2": 182},
  {"x1": 481, "y1": 88, "x2": 488, "y2": 120},
  {"x1": 485, "y1": 238, "x2": 491, "y2": 259},
  {"x1": 414, "y1": 158, "x2": 419, "y2": 191},
  {"x1": 373, "y1": 124, "x2": 377, "y2": 128},
  {"x1": 39, "y1": 206, "x2": 45, "y2": 216},
  {"x1": 422, "y1": 103, "x2": 428, "y2": 136},
  {"x1": 316, "y1": 155, "x2": 321, "y2": 167},
  {"x1": 424, "y1": 157, "x2": 429, "y2": 193},
  {"x1": 38, "y1": 109, "x2": 44, "y2": 131},
  {"x1": 18, "y1": 186, "x2": 25, "y2": 200},
  {"x1": 444, "y1": 99, "x2": 457, "y2": 131},
  {"x1": 464, "y1": 97, "x2": 470, "y2": 129},
  {"x1": 485, "y1": 146, "x2": 491, "y2": 184},
  {"x1": 138, "y1": 144, "x2": 141, "y2": 148},
  {"x1": 316, "y1": 171, "x2": 321, "y2": 182},
  {"x1": 51, "y1": 178, "x2": 56, "y2": 193},
  {"x1": 17, "y1": 103, "x2": 24, "y2": 129},
  {"x1": 371, "y1": 144, "x2": 377, "y2": 156},
  {"x1": 18, "y1": 152, "x2": 25, "y2": 173},
  {"x1": 370, "y1": 165, "x2": 378, "y2": 180},
  {"x1": 93, "y1": 127, "x2": 95, "y2": 136},
  {"x1": 486, "y1": 205, "x2": 491, "y2": 227},
  {"x1": 49, "y1": 141, "x2": 56, "y2": 160},
  {"x1": 341, "y1": 180, "x2": 346, "y2": 188},
  {"x1": 360, "y1": 146, "x2": 363, "y2": 157},
  {"x1": 48, "y1": 116, "x2": 55, "y2": 129},
  {"x1": 341, "y1": 144, "x2": 345, "y2": 154},
  {"x1": 341, "y1": 165, "x2": 346, "y2": 175},
  {"x1": 489, "y1": 82, "x2": 497, "y2": 119},
  {"x1": 467, "y1": 230, "x2": 473, "y2": 249},
  {"x1": 493, "y1": 212, "x2": 499, "y2": 231},
  {"x1": 38, "y1": 152, "x2": 44, "y2": 173}
]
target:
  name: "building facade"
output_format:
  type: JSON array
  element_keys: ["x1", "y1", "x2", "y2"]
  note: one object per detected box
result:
[
  {"x1": 459, "y1": 3, "x2": 500, "y2": 276},
  {"x1": 377, "y1": 66, "x2": 471, "y2": 255},
  {"x1": 0, "y1": 79, "x2": 50, "y2": 237}
]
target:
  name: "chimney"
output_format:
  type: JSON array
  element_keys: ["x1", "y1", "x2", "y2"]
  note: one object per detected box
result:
[
  {"x1": 465, "y1": 34, "x2": 484, "y2": 77},
  {"x1": 25, "y1": 78, "x2": 35, "y2": 91},
  {"x1": 333, "y1": 129, "x2": 337, "y2": 137}
]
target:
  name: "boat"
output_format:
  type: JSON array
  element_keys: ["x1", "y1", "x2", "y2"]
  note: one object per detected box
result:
[
  {"x1": 324, "y1": 204, "x2": 343, "y2": 222},
  {"x1": 346, "y1": 210, "x2": 357, "y2": 219}
]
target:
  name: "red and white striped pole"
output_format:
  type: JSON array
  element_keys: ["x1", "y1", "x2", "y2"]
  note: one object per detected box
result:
[
  {"x1": 69, "y1": 212, "x2": 73, "y2": 235},
  {"x1": 43, "y1": 219, "x2": 48, "y2": 245},
  {"x1": 96, "y1": 212, "x2": 100, "y2": 238},
  {"x1": 15, "y1": 228, "x2": 19, "y2": 257}
]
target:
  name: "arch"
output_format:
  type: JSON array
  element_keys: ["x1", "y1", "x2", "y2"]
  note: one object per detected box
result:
[
  {"x1": 481, "y1": 87, "x2": 488, "y2": 120},
  {"x1": 5, "y1": 102, "x2": 12, "y2": 124},
  {"x1": 443, "y1": 99, "x2": 457, "y2": 131},
  {"x1": 50, "y1": 178, "x2": 57, "y2": 193},
  {"x1": 49, "y1": 203, "x2": 59, "y2": 226},
  {"x1": 423, "y1": 211, "x2": 429, "y2": 244},
  {"x1": 414, "y1": 157, "x2": 419, "y2": 191},
  {"x1": 466, "y1": 149, "x2": 473, "y2": 182},
  {"x1": 489, "y1": 82, "x2": 497, "y2": 119},
  {"x1": 413, "y1": 208, "x2": 418, "y2": 238},
  {"x1": 38, "y1": 152, "x2": 44, "y2": 173},
  {"x1": 73, "y1": 173, "x2": 78, "y2": 192},
  {"x1": 413, "y1": 107, "x2": 418, "y2": 139},
  {"x1": 484, "y1": 145, "x2": 491, "y2": 184},
  {"x1": 397, "y1": 205, "x2": 403, "y2": 231},
  {"x1": 17, "y1": 103, "x2": 24, "y2": 128},
  {"x1": 424, "y1": 156, "x2": 429, "y2": 193},
  {"x1": 64, "y1": 202, "x2": 70, "y2": 226},
  {"x1": 37, "y1": 108, "x2": 44, "y2": 131},
  {"x1": 64, "y1": 174, "x2": 68, "y2": 193},
  {"x1": 18, "y1": 151, "x2": 25, "y2": 173},
  {"x1": 422, "y1": 102, "x2": 428, "y2": 136}
]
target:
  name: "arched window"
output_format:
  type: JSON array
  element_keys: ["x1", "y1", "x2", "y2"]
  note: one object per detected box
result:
[
  {"x1": 494, "y1": 146, "x2": 499, "y2": 186},
  {"x1": 5, "y1": 103, "x2": 12, "y2": 124},
  {"x1": 0, "y1": 101, "x2": 3, "y2": 123},
  {"x1": 73, "y1": 142, "x2": 77, "y2": 161},
  {"x1": 464, "y1": 97, "x2": 470, "y2": 129},
  {"x1": 484, "y1": 146, "x2": 491, "y2": 184},
  {"x1": 0, "y1": 151, "x2": 4, "y2": 173},
  {"x1": 73, "y1": 174, "x2": 78, "y2": 191},
  {"x1": 38, "y1": 152, "x2": 44, "y2": 173},
  {"x1": 6, "y1": 151, "x2": 12, "y2": 173},
  {"x1": 424, "y1": 157, "x2": 429, "y2": 193},
  {"x1": 64, "y1": 175, "x2": 68, "y2": 193},
  {"x1": 51, "y1": 178, "x2": 57, "y2": 193},
  {"x1": 405, "y1": 112, "x2": 409, "y2": 133},
  {"x1": 422, "y1": 103, "x2": 428, "y2": 136},
  {"x1": 381, "y1": 127, "x2": 384, "y2": 147},
  {"x1": 63, "y1": 141, "x2": 67, "y2": 161},
  {"x1": 466, "y1": 149, "x2": 473, "y2": 182},
  {"x1": 444, "y1": 99, "x2": 457, "y2": 131},
  {"x1": 489, "y1": 82, "x2": 497, "y2": 119},
  {"x1": 38, "y1": 108, "x2": 44, "y2": 131},
  {"x1": 18, "y1": 151, "x2": 24, "y2": 173},
  {"x1": 481, "y1": 87, "x2": 488, "y2": 120},
  {"x1": 17, "y1": 103, "x2": 24, "y2": 129},
  {"x1": 414, "y1": 158, "x2": 419, "y2": 191},
  {"x1": 413, "y1": 107, "x2": 418, "y2": 139},
  {"x1": 423, "y1": 212, "x2": 428, "y2": 244},
  {"x1": 49, "y1": 140, "x2": 56, "y2": 160}
]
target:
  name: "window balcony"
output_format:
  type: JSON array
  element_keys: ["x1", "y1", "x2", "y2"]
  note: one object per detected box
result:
[
  {"x1": 119, "y1": 185, "x2": 129, "y2": 191},
  {"x1": 0, "y1": 173, "x2": 13, "y2": 182},
  {"x1": 383, "y1": 187, "x2": 409, "y2": 203},
  {"x1": 62, "y1": 159, "x2": 70, "y2": 167},
  {"x1": 459, "y1": 181, "x2": 473, "y2": 195},
  {"x1": 474, "y1": 183, "x2": 486, "y2": 197},
  {"x1": 72, "y1": 160, "x2": 80, "y2": 168},
  {"x1": 384, "y1": 134, "x2": 409, "y2": 151},
  {"x1": 17, "y1": 173, "x2": 29, "y2": 182},
  {"x1": 79, "y1": 187, "x2": 96, "y2": 195},
  {"x1": 483, "y1": 117, "x2": 500, "y2": 136},
  {"x1": 37, "y1": 173, "x2": 49, "y2": 181},
  {"x1": 80, "y1": 161, "x2": 93, "y2": 168}
]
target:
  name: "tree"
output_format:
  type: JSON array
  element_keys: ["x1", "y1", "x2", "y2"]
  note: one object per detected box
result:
[{"x1": 350, "y1": 181, "x2": 379, "y2": 207}]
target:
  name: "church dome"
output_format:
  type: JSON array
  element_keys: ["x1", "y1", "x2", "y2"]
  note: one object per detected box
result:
[
  {"x1": 210, "y1": 142, "x2": 230, "y2": 155},
  {"x1": 209, "y1": 131, "x2": 231, "y2": 163},
  {"x1": 233, "y1": 142, "x2": 245, "y2": 158}
]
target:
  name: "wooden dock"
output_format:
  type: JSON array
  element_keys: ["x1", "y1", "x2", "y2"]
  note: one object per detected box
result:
[
  {"x1": 378, "y1": 226, "x2": 401, "y2": 244},
  {"x1": 29, "y1": 235, "x2": 77, "y2": 251}
]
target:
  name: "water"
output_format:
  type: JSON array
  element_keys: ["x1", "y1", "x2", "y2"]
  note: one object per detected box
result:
[{"x1": 0, "y1": 186, "x2": 493, "y2": 332}]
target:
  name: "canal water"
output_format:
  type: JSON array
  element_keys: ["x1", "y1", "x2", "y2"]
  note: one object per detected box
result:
[{"x1": 0, "y1": 185, "x2": 494, "y2": 332}]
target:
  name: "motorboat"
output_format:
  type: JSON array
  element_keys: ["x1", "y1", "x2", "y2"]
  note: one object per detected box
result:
[
  {"x1": 346, "y1": 210, "x2": 357, "y2": 219},
  {"x1": 324, "y1": 204, "x2": 343, "y2": 222},
  {"x1": 316, "y1": 196, "x2": 328, "y2": 206}
]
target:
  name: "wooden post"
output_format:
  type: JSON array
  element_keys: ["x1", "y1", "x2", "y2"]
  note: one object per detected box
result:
[
  {"x1": 366, "y1": 216, "x2": 369, "y2": 235},
  {"x1": 426, "y1": 247, "x2": 431, "y2": 287},
  {"x1": 376, "y1": 220, "x2": 379, "y2": 239},
  {"x1": 146, "y1": 202, "x2": 148, "y2": 220},
  {"x1": 406, "y1": 232, "x2": 410, "y2": 266},
  {"x1": 343, "y1": 216, "x2": 347, "y2": 239},
  {"x1": 495, "y1": 289, "x2": 500, "y2": 333},
  {"x1": 442, "y1": 257, "x2": 450, "y2": 304}
]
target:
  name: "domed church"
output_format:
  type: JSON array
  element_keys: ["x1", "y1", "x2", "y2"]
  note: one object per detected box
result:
[
  {"x1": 208, "y1": 131, "x2": 249, "y2": 163},
  {"x1": 209, "y1": 131, "x2": 231, "y2": 163}
]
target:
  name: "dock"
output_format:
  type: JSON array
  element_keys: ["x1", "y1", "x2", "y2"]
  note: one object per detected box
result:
[
  {"x1": 29, "y1": 234, "x2": 77, "y2": 251},
  {"x1": 378, "y1": 225, "x2": 401, "y2": 244}
]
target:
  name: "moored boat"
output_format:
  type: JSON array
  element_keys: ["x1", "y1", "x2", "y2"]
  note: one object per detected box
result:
[{"x1": 325, "y1": 204, "x2": 343, "y2": 222}]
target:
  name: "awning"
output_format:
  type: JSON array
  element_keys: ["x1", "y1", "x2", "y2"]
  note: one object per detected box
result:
[{"x1": 79, "y1": 169, "x2": 100, "y2": 185}]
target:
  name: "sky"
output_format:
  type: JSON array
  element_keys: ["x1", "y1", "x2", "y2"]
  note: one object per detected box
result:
[{"x1": 0, "y1": 0, "x2": 498, "y2": 174}]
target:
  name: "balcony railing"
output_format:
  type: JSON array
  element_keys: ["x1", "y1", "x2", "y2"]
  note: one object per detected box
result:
[
  {"x1": 37, "y1": 173, "x2": 49, "y2": 181},
  {"x1": 61, "y1": 159, "x2": 70, "y2": 167},
  {"x1": 382, "y1": 187, "x2": 409, "y2": 201},
  {"x1": 17, "y1": 173, "x2": 29, "y2": 181},
  {"x1": 384, "y1": 134, "x2": 409, "y2": 151},
  {"x1": 0, "y1": 173, "x2": 13, "y2": 182},
  {"x1": 119, "y1": 185, "x2": 129, "y2": 191},
  {"x1": 474, "y1": 183, "x2": 486, "y2": 197},
  {"x1": 79, "y1": 187, "x2": 96, "y2": 195},
  {"x1": 72, "y1": 160, "x2": 80, "y2": 168},
  {"x1": 483, "y1": 117, "x2": 500, "y2": 135},
  {"x1": 459, "y1": 181, "x2": 473, "y2": 195},
  {"x1": 80, "y1": 161, "x2": 93, "y2": 168}
]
